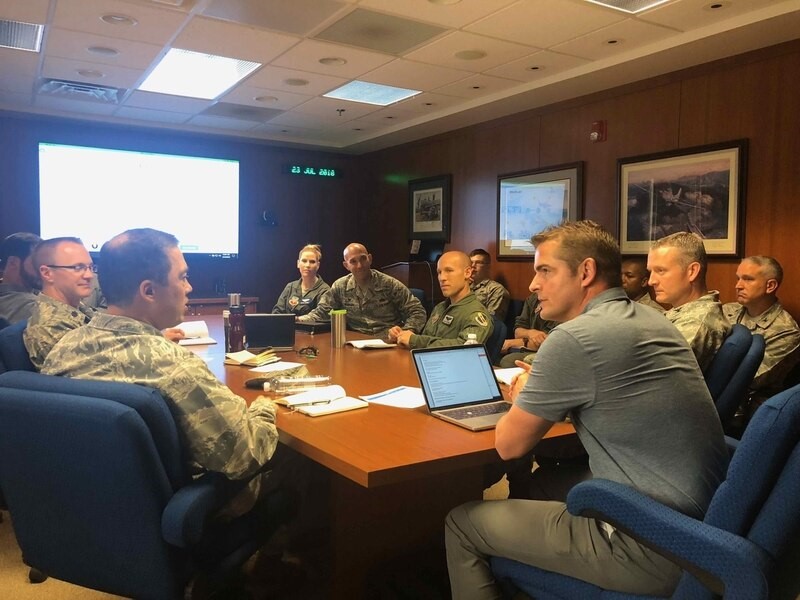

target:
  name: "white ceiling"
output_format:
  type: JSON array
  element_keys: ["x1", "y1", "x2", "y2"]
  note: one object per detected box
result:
[{"x1": 1, "y1": 0, "x2": 799, "y2": 154}]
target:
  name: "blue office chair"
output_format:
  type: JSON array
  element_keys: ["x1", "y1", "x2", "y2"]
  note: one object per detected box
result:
[
  {"x1": 715, "y1": 333, "x2": 765, "y2": 428},
  {"x1": 487, "y1": 316, "x2": 507, "y2": 365},
  {"x1": 704, "y1": 324, "x2": 752, "y2": 401},
  {"x1": 0, "y1": 319, "x2": 35, "y2": 373},
  {"x1": 491, "y1": 383, "x2": 800, "y2": 599},
  {"x1": 504, "y1": 299, "x2": 525, "y2": 340},
  {"x1": 0, "y1": 371, "x2": 290, "y2": 599}
]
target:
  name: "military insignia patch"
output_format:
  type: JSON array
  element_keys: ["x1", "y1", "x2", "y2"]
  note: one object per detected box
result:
[
  {"x1": 475, "y1": 313, "x2": 488, "y2": 327},
  {"x1": 442, "y1": 315, "x2": 454, "y2": 325},
  {"x1": 430, "y1": 314, "x2": 440, "y2": 324},
  {"x1": 289, "y1": 296, "x2": 299, "y2": 307}
]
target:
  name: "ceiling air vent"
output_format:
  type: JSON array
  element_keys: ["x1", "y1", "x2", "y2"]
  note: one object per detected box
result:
[{"x1": 37, "y1": 78, "x2": 124, "y2": 104}]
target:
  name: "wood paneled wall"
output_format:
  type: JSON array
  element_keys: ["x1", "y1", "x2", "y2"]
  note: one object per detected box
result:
[{"x1": 360, "y1": 40, "x2": 800, "y2": 318}]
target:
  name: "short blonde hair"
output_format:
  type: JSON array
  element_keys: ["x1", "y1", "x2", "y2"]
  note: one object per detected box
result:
[
  {"x1": 298, "y1": 244, "x2": 322, "y2": 261},
  {"x1": 651, "y1": 232, "x2": 707, "y2": 279}
]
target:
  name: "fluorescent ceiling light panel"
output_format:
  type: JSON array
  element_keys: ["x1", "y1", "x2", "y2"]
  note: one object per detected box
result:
[
  {"x1": 0, "y1": 19, "x2": 44, "y2": 52},
  {"x1": 583, "y1": 0, "x2": 670, "y2": 13},
  {"x1": 324, "y1": 81, "x2": 421, "y2": 106},
  {"x1": 139, "y1": 48, "x2": 261, "y2": 100}
]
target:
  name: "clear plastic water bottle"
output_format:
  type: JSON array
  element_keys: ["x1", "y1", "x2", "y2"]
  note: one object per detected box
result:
[
  {"x1": 464, "y1": 333, "x2": 479, "y2": 345},
  {"x1": 265, "y1": 375, "x2": 332, "y2": 393}
]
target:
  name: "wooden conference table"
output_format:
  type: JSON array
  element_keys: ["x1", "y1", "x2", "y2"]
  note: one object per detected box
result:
[{"x1": 187, "y1": 316, "x2": 575, "y2": 597}]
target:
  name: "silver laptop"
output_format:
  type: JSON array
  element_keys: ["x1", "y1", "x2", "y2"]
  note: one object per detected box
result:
[
  {"x1": 411, "y1": 345, "x2": 510, "y2": 431},
  {"x1": 244, "y1": 314, "x2": 296, "y2": 352}
]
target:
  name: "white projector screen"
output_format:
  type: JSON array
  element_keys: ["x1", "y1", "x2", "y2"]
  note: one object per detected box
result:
[{"x1": 38, "y1": 142, "x2": 240, "y2": 258}]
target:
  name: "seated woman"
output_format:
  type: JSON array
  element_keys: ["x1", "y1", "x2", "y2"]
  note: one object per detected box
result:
[{"x1": 272, "y1": 244, "x2": 330, "y2": 316}]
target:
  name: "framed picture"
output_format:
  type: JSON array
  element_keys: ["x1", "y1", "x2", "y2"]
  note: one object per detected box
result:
[
  {"x1": 618, "y1": 139, "x2": 747, "y2": 256},
  {"x1": 408, "y1": 174, "x2": 452, "y2": 242},
  {"x1": 496, "y1": 163, "x2": 583, "y2": 260}
]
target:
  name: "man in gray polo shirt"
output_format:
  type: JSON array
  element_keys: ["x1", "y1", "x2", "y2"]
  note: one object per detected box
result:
[{"x1": 445, "y1": 221, "x2": 728, "y2": 597}]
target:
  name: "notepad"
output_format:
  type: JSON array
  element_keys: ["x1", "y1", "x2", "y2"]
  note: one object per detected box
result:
[
  {"x1": 224, "y1": 349, "x2": 280, "y2": 367},
  {"x1": 493, "y1": 367, "x2": 524, "y2": 386},
  {"x1": 346, "y1": 339, "x2": 397, "y2": 349},
  {"x1": 176, "y1": 320, "x2": 217, "y2": 346},
  {"x1": 276, "y1": 384, "x2": 368, "y2": 416}
]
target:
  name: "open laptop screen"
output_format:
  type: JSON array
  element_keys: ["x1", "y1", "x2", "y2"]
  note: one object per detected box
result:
[{"x1": 412, "y1": 345, "x2": 503, "y2": 410}]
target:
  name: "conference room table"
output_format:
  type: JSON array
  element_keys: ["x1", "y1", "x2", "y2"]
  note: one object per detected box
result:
[{"x1": 186, "y1": 315, "x2": 576, "y2": 597}]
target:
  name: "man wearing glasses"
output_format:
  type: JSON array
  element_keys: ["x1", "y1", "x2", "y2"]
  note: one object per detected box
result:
[{"x1": 23, "y1": 237, "x2": 97, "y2": 369}]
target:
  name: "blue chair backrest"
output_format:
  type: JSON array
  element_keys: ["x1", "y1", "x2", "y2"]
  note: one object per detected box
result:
[
  {"x1": 715, "y1": 333, "x2": 765, "y2": 426},
  {"x1": 704, "y1": 324, "x2": 752, "y2": 400},
  {"x1": 0, "y1": 372, "x2": 187, "y2": 598},
  {"x1": 505, "y1": 298, "x2": 525, "y2": 340},
  {"x1": 487, "y1": 316, "x2": 507, "y2": 365},
  {"x1": 0, "y1": 319, "x2": 35, "y2": 373}
]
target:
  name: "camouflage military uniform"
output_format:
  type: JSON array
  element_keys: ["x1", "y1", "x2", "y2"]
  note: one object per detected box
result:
[
  {"x1": 666, "y1": 291, "x2": 730, "y2": 373},
  {"x1": 499, "y1": 293, "x2": 559, "y2": 368},
  {"x1": 723, "y1": 301, "x2": 800, "y2": 395},
  {"x1": 42, "y1": 312, "x2": 278, "y2": 516},
  {"x1": 409, "y1": 292, "x2": 492, "y2": 349},
  {"x1": 272, "y1": 276, "x2": 330, "y2": 316},
  {"x1": 637, "y1": 292, "x2": 666, "y2": 313},
  {"x1": 470, "y1": 278, "x2": 510, "y2": 322},
  {"x1": 299, "y1": 269, "x2": 426, "y2": 337},
  {"x1": 0, "y1": 283, "x2": 37, "y2": 324},
  {"x1": 23, "y1": 293, "x2": 96, "y2": 369}
]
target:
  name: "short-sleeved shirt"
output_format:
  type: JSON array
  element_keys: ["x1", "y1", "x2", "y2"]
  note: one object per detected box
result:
[
  {"x1": 23, "y1": 293, "x2": 96, "y2": 369},
  {"x1": 42, "y1": 313, "x2": 279, "y2": 516},
  {"x1": 665, "y1": 291, "x2": 731, "y2": 373},
  {"x1": 272, "y1": 277, "x2": 329, "y2": 316},
  {"x1": 0, "y1": 283, "x2": 37, "y2": 324},
  {"x1": 409, "y1": 292, "x2": 493, "y2": 349},
  {"x1": 723, "y1": 301, "x2": 800, "y2": 394},
  {"x1": 518, "y1": 287, "x2": 728, "y2": 518},
  {"x1": 470, "y1": 279, "x2": 510, "y2": 322},
  {"x1": 299, "y1": 269, "x2": 427, "y2": 336}
]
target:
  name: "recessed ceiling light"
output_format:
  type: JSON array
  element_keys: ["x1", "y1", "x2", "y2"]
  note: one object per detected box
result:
[
  {"x1": 528, "y1": 65, "x2": 542, "y2": 71},
  {"x1": 0, "y1": 19, "x2": 44, "y2": 52},
  {"x1": 605, "y1": 39, "x2": 620, "y2": 45},
  {"x1": 353, "y1": 127, "x2": 362, "y2": 131},
  {"x1": 704, "y1": 1, "x2": 729, "y2": 10},
  {"x1": 471, "y1": 85, "x2": 482, "y2": 90},
  {"x1": 254, "y1": 95, "x2": 279, "y2": 103},
  {"x1": 385, "y1": 116, "x2": 395, "y2": 119},
  {"x1": 319, "y1": 57, "x2": 347, "y2": 66},
  {"x1": 284, "y1": 78, "x2": 309, "y2": 86},
  {"x1": 324, "y1": 80, "x2": 421, "y2": 106},
  {"x1": 87, "y1": 45, "x2": 119, "y2": 57},
  {"x1": 77, "y1": 69, "x2": 104, "y2": 78},
  {"x1": 100, "y1": 14, "x2": 138, "y2": 26},
  {"x1": 139, "y1": 48, "x2": 261, "y2": 100},
  {"x1": 455, "y1": 50, "x2": 486, "y2": 61},
  {"x1": 423, "y1": 102, "x2": 434, "y2": 106}
]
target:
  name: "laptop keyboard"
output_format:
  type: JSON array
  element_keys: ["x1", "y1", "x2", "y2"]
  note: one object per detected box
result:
[{"x1": 440, "y1": 402, "x2": 510, "y2": 420}]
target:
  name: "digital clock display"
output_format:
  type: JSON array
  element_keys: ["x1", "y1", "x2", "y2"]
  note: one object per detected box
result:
[{"x1": 286, "y1": 165, "x2": 340, "y2": 178}]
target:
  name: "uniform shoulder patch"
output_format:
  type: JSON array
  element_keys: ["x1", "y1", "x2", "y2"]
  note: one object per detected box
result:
[{"x1": 475, "y1": 313, "x2": 489, "y2": 327}]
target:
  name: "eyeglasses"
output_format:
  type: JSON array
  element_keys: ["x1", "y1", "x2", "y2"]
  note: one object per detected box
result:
[
  {"x1": 46, "y1": 263, "x2": 97, "y2": 273},
  {"x1": 296, "y1": 346, "x2": 319, "y2": 358}
]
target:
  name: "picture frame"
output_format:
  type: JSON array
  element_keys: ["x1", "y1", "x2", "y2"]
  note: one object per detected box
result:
[
  {"x1": 618, "y1": 139, "x2": 747, "y2": 256},
  {"x1": 408, "y1": 174, "x2": 452, "y2": 242},
  {"x1": 496, "y1": 163, "x2": 583, "y2": 260}
]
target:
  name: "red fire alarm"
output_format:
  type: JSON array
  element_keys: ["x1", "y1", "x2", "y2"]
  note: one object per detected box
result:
[{"x1": 590, "y1": 120, "x2": 607, "y2": 142}]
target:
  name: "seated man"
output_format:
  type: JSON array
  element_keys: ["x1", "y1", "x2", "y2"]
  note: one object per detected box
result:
[
  {"x1": 648, "y1": 232, "x2": 730, "y2": 372},
  {"x1": 43, "y1": 228, "x2": 279, "y2": 517},
  {"x1": 621, "y1": 256, "x2": 665, "y2": 312},
  {"x1": 298, "y1": 242, "x2": 426, "y2": 338},
  {"x1": 445, "y1": 221, "x2": 728, "y2": 597},
  {"x1": 498, "y1": 292, "x2": 558, "y2": 368},
  {"x1": 0, "y1": 232, "x2": 41, "y2": 324},
  {"x1": 23, "y1": 237, "x2": 96, "y2": 369},
  {"x1": 469, "y1": 248, "x2": 510, "y2": 322},
  {"x1": 723, "y1": 256, "x2": 800, "y2": 406},
  {"x1": 389, "y1": 251, "x2": 492, "y2": 348}
]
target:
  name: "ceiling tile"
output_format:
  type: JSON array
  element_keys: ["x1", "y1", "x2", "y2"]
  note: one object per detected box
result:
[
  {"x1": 123, "y1": 89, "x2": 212, "y2": 113},
  {"x1": 34, "y1": 94, "x2": 119, "y2": 115},
  {"x1": 358, "y1": 0, "x2": 520, "y2": 29},
  {"x1": 114, "y1": 105, "x2": 192, "y2": 124},
  {"x1": 0, "y1": 72, "x2": 34, "y2": 94},
  {"x1": 44, "y1": 27, "x2": 162, "y2": 70},
  {"x1": 271, "y1": 39, "x2": 394, "y2": 78},
  {"x1": 432, "y1": 72, "x2": 519, "y2": 98},
  {"x1": 484, "y1": 49, "x2": 590, "y2": 82},
  {"x1": 361, "y1": 58, "x2": 471, "y2": 91},
  {"x1": 0, "y1": 46, "x2": 40, "y2": 78},
  {"x1": 186, "y1": 114, "x2": 259, "y2": 131},
  {"x1": 405, "y1": 30, "x2": 538, "y2": 73},
  {"x1": 639, "y1": 0, "x2": 778, "y2": 31},
  {"x1": 202, "y1": 0, "x2": 350, "y2": 36},
  {"x1": 221, "y1": 85, "x2": 312, "y2": 110},
  {"x1": 292, "y1": 95, "x2": 381, "y2": 121},
  {"x1": 245, "y1": 64, "x2": 347, "y2": 95},
  {"x1": 551, "y1": 16, "x2": 678, "y2": 61},
  {"x1": 0, "y1": 0, "x2": 50, "y2": 24},
  {"x1": 466, "y1": 0, "x2": 625, "y2": 49},
  {"x1": 42, "y1": 55, "x2": 143, "y2": 89}
]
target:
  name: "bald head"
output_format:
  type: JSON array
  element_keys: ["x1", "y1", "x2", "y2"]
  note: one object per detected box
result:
[
  {"x1": 342, "y1": 242, "x2": 373, "y2": 284},
  {"x1": 437, "y1": 251, "x2": 473, "y2": 302}
]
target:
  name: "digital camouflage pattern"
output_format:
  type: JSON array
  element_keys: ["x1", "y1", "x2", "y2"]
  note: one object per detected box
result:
[
  {"x1": 24, "y1": 293, "x2": 95, "y2": 369},
  {"x1": 637, "y1": 293, "x2": 666, "y2": 313},
  {"x1": 272, "y1": 276, "x2": 330, "y2": 316},
  {"x1": 666, "y1": 291, "x2": 731, "y2": 373},
  {"x1": 42, "y1": 312, "x2": 278, "y2": 514},
  {"x1": 409, "y1": 292, "x2": 493, "y2": 349},
  {"x1": 470, "y1": 278, "x2": 510, "y2": 322},
  {"x1": 0, "y1": 283, "x2": 37, "y2": 324},
  {"x1": 299, "y1": 269, "x2": 426, "y2": 336},
  {"x1": 723, "y1": 301, "x2": 800, "y2": 393}
]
